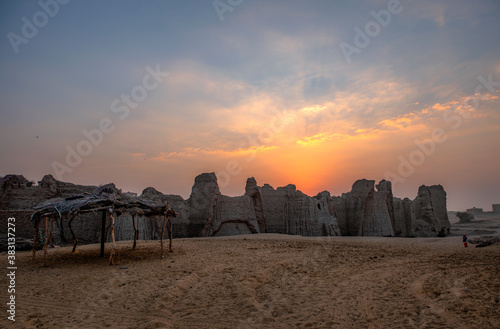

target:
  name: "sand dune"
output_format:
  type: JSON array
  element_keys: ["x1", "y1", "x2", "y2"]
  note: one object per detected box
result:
[{"x1": 1, "y1": 231, "x2": 499, "y2": 328}]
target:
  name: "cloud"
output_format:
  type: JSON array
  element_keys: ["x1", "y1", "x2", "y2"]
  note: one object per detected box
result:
[
  {"x1": 132, "y1": 60, "x2": 485, "y2": 165},
  {"x1": 378, "y1": 113, "x2": 423, "y2": 130},
  {"x1": 300, "y1": 105, "x2": 328, "y2": 116},
  {"x1": 296, "y1": 132, "x2": 346, "y2": 147}
]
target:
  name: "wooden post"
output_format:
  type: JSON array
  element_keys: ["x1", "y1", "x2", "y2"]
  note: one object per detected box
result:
[
  {"x1": 168, "y1": 218, "x2": 173, "y2": 253},
  {"x1": 161, "y1": 214, "x2": 167, "y2": 259},
  {"x1": 43, "y1": 216, "x2": 54, "y2": 266},
  {"x1": 132, "y1": 214, "x2": 138, "y2": 250},
  {"x1": 108, "y1": 212, "x2": 116, "y2": 265},
  {"x1": 32, "y1": 216, "x2": 41, "y2": 261},
  {"x1": 100, "y1": 210, "x2": 106, "y2": 258}
]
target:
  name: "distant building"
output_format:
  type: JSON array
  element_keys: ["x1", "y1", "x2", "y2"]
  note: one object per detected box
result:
[
  {"x1": 466, "y1": 207, "x2": 483, "y2": 214},
  {"x1": 493, "y1": 204, "x2": 500, "y2": 214}
]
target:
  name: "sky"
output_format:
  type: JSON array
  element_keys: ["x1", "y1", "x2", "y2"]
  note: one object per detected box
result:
[{"x1": 1, "y1": 0, "x2": 499, "y2": 211}]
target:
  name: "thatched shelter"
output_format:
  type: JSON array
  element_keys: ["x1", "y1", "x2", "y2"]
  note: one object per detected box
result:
[{"x1": 30, "y1": 183, "x2": 177, "y2": 265}]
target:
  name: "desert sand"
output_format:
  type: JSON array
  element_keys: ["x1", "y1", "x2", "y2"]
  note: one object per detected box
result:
[{"x1": 1, "y1": 220, "x2": 499, "y2": 329}]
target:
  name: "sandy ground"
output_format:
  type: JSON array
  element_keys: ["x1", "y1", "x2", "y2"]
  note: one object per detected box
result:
[{"x1": 1, "y1": 221, "x2": 499, "y2": 328}]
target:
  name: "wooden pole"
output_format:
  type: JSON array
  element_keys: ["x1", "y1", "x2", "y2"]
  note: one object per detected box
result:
[
  {"x1": 168, "y1": 218, "x2": 173, "y2": 253},
  {"x1": 100, "y1": 210, "x2": 106, "y2": 257},
  {"x1": 32, "y1": 216, "x2": 41, "y2": 261},
  {"x1": 161, "y1": 202, "x2": 172, "y2": 258},
  {"x1": 161, "y1": 214, "x2": 167, "y2": 259},
  {"x1": 43, "y1": 216, "x2": 54, "y2": 266},
  {"x1": 132, "y1": 214, "x2": 138, "y2": 250},
  {"x1": 108, "y1": 212, "x2": 116, "y2": 265}
]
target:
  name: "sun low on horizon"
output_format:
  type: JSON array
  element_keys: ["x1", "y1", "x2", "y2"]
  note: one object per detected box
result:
[{"x1": 1, "y1": 0, "x2": 500, "y2": 211}]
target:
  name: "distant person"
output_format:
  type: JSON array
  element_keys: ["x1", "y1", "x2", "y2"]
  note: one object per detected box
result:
[{"x1": 463, "y1": 234, "x2": 468, "y2": 248}]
